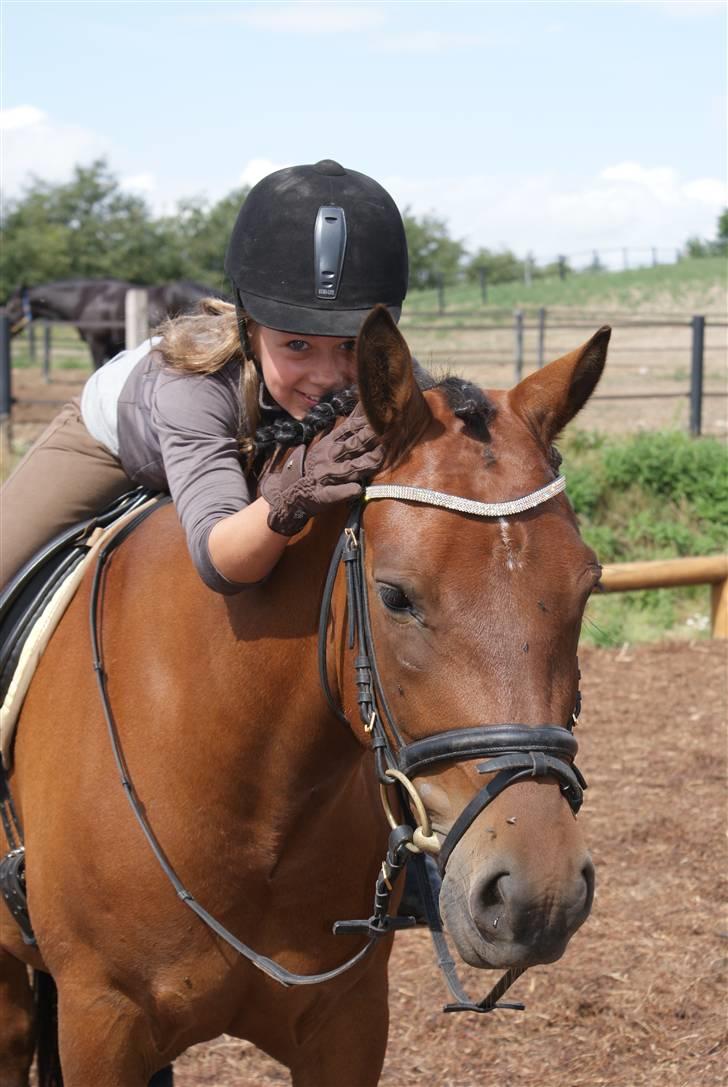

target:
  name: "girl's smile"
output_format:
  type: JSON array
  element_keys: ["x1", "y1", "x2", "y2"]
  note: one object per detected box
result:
[{"x1": 255, "y1": 326, "x2": 357, "y2": 419}]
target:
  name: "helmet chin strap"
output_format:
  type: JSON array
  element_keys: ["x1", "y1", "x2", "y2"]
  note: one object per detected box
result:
[{"x1": 234, "y1": 291, "x2": 262, "y2": 375}]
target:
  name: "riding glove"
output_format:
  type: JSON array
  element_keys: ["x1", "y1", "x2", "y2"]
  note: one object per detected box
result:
[{"x1": 259, "y1": 403, "x2": 384, "y2": 536}]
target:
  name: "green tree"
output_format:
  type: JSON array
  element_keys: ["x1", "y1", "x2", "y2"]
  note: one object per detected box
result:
[
  {"x1": 402, "y1": 209, "x2": 466, "y2": 289},
  {"x1": 465, "y1": 246, "x2": 524, "y2": 285},
  {"x1": 159, "y1": 186, "x2": 249, "y2": 292},
  {"x1": 0, "y1": 158, "x2": 163, "y2": 297}
]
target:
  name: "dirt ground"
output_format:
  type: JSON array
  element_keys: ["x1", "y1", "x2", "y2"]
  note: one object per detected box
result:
[{"x1": 162, "y1": 641, "x2": 726, "y2": 1087}]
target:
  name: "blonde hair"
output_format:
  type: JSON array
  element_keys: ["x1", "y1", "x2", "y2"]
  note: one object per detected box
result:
[{"x1": 155, "y1": 297, "x2": 261, "y2": 465}]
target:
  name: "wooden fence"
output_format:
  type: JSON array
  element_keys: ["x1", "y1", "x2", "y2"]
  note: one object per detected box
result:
[{"x1": 601, "y1": 555, "x2": 728, "y2": 638}]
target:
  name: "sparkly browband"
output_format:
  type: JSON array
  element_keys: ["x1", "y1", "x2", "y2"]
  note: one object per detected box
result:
[{"x1": 364, "y1": 475, "x2": 567, "y2": 518}]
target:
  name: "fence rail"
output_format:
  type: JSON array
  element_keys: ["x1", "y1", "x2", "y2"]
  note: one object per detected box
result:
[
  {"x1": 2, "y1": 301, "x2": 726, "y2": 437},
  {"x1": 600, "y1": 555, "x2": 728, "y2": 639}
]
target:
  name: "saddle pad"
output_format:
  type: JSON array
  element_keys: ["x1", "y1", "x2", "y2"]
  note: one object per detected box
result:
[{"x1": 0, "y1": 496, "x2": 160, "y2": 769}]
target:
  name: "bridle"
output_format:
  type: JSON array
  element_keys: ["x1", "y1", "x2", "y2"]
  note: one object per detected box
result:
[
  {"x1": 319, "y1": 476, "x2": 585, "y2": 876},
  {"x1": 316, "y1": 475, "x2": 587, "y2": 1011},
  {"x1": 78, "y1": 473, "x2": 588, "y2": 1014}
]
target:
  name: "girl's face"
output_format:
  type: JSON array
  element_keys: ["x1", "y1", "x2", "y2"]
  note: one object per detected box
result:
[{"x1": 255, "y1": 325, "x2": 357, "y2": 419}]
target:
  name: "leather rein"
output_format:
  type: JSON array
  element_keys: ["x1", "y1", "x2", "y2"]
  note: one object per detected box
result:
[{"x1": 88, "y1": 474, "x2": 587, "y2": 1015}]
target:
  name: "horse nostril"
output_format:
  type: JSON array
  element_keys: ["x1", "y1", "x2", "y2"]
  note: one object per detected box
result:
[
  {"x1": 470, "y1": 870, "x2": 511, "y2": 932},
  {"x1": 581, "y1": 857, "x2": 596, "y2": 910}
]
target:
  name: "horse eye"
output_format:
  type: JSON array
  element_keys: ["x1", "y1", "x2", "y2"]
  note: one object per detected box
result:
[{"x1": 378, "y1": 584, "x2": 412, "y2": 613}]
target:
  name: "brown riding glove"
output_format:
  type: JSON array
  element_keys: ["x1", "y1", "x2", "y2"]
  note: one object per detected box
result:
[{"x1": 259, "y1": 403, "x2": 384, "y2": 537}]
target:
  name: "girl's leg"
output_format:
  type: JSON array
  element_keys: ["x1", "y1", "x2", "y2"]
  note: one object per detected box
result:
[{"x1": 0, "y1": 399, "x2": 134, "y2": 587}]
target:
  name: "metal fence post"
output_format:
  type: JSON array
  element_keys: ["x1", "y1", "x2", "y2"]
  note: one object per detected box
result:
[
  {"x1": 28, "y1": 320, "x2": 37, "y2": 364},
  {"x1": 0, "y1": 315, "x2": 12, "y2": 465},
  {"x1": 42, "y1": 321, "x2": 52, "y2": 381},
  {"x1": 513, "y1": 310, "x2": 524, "y2": 382},
  {"x1": 537, "y1": 307, "x2": 546, "y2": 368},
  {"x1": 690, "y1": 315, "x2": 705, "y2": 437}
]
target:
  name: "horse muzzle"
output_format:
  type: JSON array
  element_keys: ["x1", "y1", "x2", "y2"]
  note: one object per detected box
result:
[{"x1": 440, "y1": 845, "x2": 595, "y2": 969}]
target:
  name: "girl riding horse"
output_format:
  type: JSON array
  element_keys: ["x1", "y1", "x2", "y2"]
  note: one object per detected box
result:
[{"x1": 1, "y1": 159, "x2": 403, "y2": 591}]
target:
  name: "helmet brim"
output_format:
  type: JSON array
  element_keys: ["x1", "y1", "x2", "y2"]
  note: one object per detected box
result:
[{"x1": 239, "y1": 289, "x2": 401, "y2": 338}]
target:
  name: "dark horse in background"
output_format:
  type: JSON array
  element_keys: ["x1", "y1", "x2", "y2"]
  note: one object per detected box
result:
[{"x1": 2, "y1": 279, "x2": 228, "y2": 369}]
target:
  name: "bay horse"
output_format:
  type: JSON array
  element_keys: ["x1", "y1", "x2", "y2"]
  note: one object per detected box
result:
[
  {"x1": 2, "y1": 279, "x2": 226, "y2": 369},
  {"x1": 0, "y1": 306, "x2": 609, "y2": 1085}
]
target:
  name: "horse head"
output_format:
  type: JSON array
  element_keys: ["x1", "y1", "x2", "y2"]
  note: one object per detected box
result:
[
  {"x1": 341, "y1": 305, "x2": 609, "y2": 971},
  {"x1": 2, "y1": 284, "x2": 30, "y2": 334}
]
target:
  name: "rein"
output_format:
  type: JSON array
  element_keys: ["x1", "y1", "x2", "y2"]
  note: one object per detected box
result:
[{"x1": 86, "y1": 473, "x2": 586, "y2": 1014}]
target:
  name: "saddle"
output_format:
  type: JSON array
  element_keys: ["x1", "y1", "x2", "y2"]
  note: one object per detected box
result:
[{"x1": 0, "y1": 487, "x2": 166, "y2": 769}]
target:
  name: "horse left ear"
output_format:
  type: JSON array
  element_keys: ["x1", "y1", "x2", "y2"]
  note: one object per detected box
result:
[
  {"x1": 357, "y1": 305, "x2": 431, "y2": 456},
  {"x1": 509, "y1": 326, "x2": 611, "y2": 443}
]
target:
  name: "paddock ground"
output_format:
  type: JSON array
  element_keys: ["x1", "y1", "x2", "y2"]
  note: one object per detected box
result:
[{"x1": 170, "y1": 641, "x2": 726, "y2": 1087}]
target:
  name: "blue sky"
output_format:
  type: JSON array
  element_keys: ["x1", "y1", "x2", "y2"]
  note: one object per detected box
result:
[{"x1": 2, "y1": 1, "x2": 726, "y2": 264}]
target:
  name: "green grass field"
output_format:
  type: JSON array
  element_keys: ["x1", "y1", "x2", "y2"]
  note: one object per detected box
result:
[{"x1": 402, "y1": 255, "x2": 727, "y2": 318}]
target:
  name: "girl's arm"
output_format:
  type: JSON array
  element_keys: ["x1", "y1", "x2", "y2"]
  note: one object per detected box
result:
[{"x1": 207, "y1": 496, "x2": 288, "y2": 585}]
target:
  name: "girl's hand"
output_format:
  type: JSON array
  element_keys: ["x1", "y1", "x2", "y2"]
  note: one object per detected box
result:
[{"x1": 259, "y1": 403, "x2": 384, "y2": 536}]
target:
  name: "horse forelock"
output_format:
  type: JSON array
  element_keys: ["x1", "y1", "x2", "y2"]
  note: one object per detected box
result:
[{"x1": 435, "y1": 376, "x2": 496, "y2": 442}]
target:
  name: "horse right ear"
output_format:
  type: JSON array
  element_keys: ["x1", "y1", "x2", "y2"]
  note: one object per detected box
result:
[
  {"x1": 509, "y1": 326, "x2": 611, "y2": 444},
  {"x1": 357, "y1": 305, "x2": 431, "y2": 457}
]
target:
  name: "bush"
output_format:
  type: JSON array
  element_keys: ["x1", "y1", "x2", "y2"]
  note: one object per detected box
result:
[{"x1": 559, "y1": 430, "x2": 727, "y2": 645}]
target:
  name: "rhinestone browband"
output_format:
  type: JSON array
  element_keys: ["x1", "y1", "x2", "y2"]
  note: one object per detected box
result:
[{"x1": 364, "y1": 475, "x2": 567, "y2": 518}]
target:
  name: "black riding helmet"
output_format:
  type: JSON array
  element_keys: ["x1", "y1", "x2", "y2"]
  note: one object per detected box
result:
[{"x1": 224, "y1": 159, "x2": 408, "y2": 338}]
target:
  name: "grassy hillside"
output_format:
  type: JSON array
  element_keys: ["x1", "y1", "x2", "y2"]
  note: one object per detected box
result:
[{"x1": 403, "y1": 256, "x2": 727, "y2": 317}]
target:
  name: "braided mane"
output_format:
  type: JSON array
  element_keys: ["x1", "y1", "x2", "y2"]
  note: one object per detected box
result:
[{"x1": 251, "y1": 374, "x2": 497, "y2": 472}]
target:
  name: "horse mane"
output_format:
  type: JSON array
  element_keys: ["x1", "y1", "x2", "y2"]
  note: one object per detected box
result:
[{"x1": 251, "y1": 374, "x2": 497, "y2": 472}]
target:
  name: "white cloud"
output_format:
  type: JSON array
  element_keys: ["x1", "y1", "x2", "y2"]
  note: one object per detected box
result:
[
  {"x1": 385, "y1": 163, "x2": 727, "y2": 264},
  {"x1": 239, "y1": 157, "x2": 289, "y2": 187},
  {"x1": 1, "y1": 107, "x2": 108, "y2": 195},
  {"x1": 0, "y1": 105, "x2": 46, "y2": 131},
  {"x1": 375, "y1": 30, "x2": 492, "y2": 53},
  {"x1": 231, "y1": 3, "x2": 385, "y2": 33},
  {"x1": 120, "y1": 172, "x2": 156, "y2": 194}
]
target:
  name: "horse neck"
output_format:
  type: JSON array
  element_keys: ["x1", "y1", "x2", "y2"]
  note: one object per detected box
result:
[{"x1": 196, "y1": 514, "x2": 369, "y2": 825}]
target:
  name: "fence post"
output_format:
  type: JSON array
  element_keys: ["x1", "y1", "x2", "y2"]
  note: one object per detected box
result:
[
  {"x1": 537, "y1": 307, "x2": 546, "y2": 368},
  {"x1": 0, "y1": 315, "x2": 12, "y2": 466},
  {"x1": 690, "y1": 315, "x2": 705, "y2": 437},
  {"x1": 42, "y1": 321, "x2": 52, "y2": 382},
  {"x1": 479, "y1": 267, "x2": 488, "y2": 304},
  {"x1": 28, "y1": 320, "x2": 37, "y2": 364},
  {"x1": 125, "y1": 288, "x2": 149, "y2": 350},
  {"x1": 513, "y1": 309, "x2": 524, "y2": 382},
  {"x1": 436, "y1": 274, "x2": 445, "y2": 315}
]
